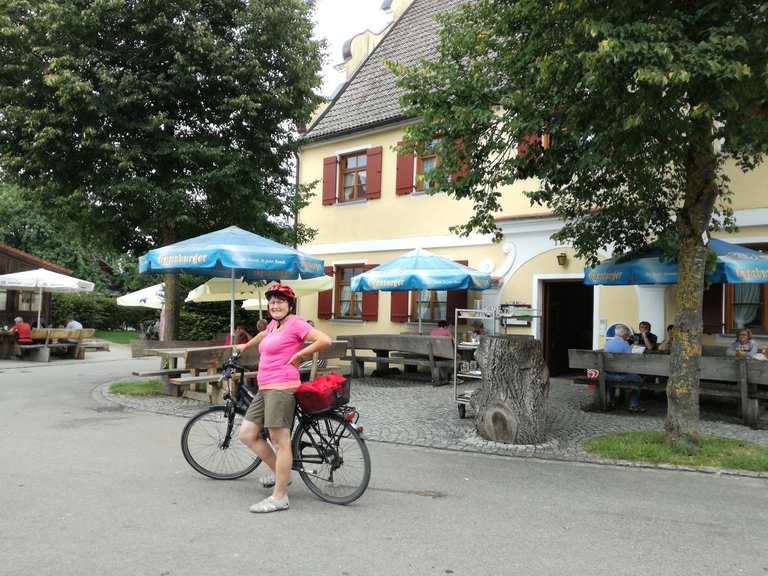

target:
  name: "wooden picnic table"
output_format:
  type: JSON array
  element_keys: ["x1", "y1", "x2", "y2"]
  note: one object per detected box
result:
[
  {"x1": 140, "y1": 345, "x2": 235, "y2": 399},
  {"x1": 0, "y1": 331, "x2": 16, "y2": 359}
]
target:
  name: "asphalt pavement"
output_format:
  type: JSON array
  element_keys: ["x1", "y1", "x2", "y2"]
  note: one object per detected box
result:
[{"x1": 1, "y1": 347, "x2": 767, "y2": 575}]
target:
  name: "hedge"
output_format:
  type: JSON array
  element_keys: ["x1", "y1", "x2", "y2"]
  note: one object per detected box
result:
[{"x1": 51, "y1": 293, "x2": 265, "y2": 339}]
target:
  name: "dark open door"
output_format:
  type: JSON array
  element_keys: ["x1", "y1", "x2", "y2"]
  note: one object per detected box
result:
[{"x1": 543, "y1": 281, "x2": 594, "y2": 376}]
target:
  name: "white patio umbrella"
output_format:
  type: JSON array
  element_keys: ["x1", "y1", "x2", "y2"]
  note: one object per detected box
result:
[
  {"x1": 242, "y1": 275, "x2": 333, "y2": 314},
  {"x1": 117, "y1": 284, "x2": 165, "y2": 310},
  {"x1": 184, "y1": 277, "x2": 264, "y2": 303},
  {"x1": 0, "y1": 268, "x2": 95, "y2": 327}
]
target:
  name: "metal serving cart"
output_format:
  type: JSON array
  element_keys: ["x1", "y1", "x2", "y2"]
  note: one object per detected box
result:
[{"x1": 453, "y1": 306, "x2": 538, "y2": 418}]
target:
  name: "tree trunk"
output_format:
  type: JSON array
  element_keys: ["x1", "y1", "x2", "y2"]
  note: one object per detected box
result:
[
  {"x1": 160, "y1": 225, "x2": 179, "y2": 342},
  {"x1": 470, "y1": 335, "x2": 550, "y2": 444},
  {"x1": 667, "y1": 119, "x2": 719, "y2": 448},
  {"x1": 162, "y1": 272, "x2": 179, "y2": 341}
]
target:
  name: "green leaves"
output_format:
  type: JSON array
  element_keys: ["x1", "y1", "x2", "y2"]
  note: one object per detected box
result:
[
  {"x1": 0, "y1": 0, "x2": 323, "y2": 252},
  {"x1": 393, "y1": 0, "x2": 767, "y2": 261}
]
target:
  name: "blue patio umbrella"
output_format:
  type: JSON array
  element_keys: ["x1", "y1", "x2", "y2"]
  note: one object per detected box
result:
[
  {"x1": 350, "y1": 248, "x2": 492, "y2": 333},
  {"x1": 139, "y1": 226, "x2": 324, "y2": 339},
  {"x1": 584, "y1": 238, "x2": 768, "y2": 286}
]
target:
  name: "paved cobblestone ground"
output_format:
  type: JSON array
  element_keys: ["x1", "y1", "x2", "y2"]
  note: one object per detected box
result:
[{"x1": 96, "y1": 369, "x2": 768, "y2": 475}]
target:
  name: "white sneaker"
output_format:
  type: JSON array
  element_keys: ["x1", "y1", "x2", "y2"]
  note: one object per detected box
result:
[{"x1": 249, "y1": 495, "x2": 289, "y2": 513}]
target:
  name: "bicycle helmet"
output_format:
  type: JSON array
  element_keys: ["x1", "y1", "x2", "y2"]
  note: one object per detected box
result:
[{"x1": 265, "y1": 283, "x2": 296, "y2": 301}]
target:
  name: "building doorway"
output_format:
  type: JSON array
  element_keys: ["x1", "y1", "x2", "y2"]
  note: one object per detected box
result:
[{"x1": 542, "y1": 280, "x2": 594, "y2": 376}]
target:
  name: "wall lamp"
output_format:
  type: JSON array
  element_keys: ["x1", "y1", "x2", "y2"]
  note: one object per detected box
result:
[{"x1": 556, "y1": 252, "x2": 568, "y2": 267}]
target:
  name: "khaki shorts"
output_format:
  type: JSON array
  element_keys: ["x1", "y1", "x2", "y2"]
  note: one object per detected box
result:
[{"x1": 244, "y1": 388, "x2": 296, "y2": 429}]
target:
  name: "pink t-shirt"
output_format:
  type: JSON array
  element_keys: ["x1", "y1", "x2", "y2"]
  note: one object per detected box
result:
[{"x1": 257, "y1": 315, "x2": 312, "y2": 390}]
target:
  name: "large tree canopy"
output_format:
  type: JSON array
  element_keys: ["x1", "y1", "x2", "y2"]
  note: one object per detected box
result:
[
  {"x1": 393, "y1": 0, "x2": 768, "y2": 445},
  {"x1": 0, "y1": 0, "x2": 323, "y2": 337}
]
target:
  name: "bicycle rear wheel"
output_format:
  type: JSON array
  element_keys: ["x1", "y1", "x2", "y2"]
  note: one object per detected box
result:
[
  {"x1": 293, "y1": 413, "x2": 371, "y2": 504},
  {"x1": 181, "y1": 405, "x2": 261, "y2": 480}
]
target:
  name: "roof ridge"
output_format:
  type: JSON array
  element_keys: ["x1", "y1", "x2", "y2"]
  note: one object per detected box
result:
[
  {"x1": 0, "y1": 242, "x2": 72, "y2": 275},
  {"x1": 303, "y1": 0, "x2": 427, "y2": 141}
]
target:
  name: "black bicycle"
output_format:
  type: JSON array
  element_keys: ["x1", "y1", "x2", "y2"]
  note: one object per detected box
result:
[{"x1": 180, "y1": 354, "x2": 371, "y2": 505}]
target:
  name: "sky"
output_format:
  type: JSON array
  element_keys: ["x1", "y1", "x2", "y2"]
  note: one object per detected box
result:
[{"x1": 313, "y1": 0, "x2": 392, "y2": 97}]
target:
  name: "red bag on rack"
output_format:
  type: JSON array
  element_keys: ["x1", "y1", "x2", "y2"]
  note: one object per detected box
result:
[{"x1": 295, "y1": 372, "x2": 349, "y2": 413}]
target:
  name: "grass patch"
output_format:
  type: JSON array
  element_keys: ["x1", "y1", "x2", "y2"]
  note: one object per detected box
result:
[
  {"x1": 110, "y1": 379, "x2": 162, "y2": 396},
  {"x1": 95, "y1": 330, "x2": 141, "y2": 344},
  {"x1": 583, "y1": 431, "x2": 768, "y2": 472}
]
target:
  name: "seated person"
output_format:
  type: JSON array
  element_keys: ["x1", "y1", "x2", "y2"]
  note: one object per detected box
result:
[
  {"x1": 471, "y1": 320, "x2": 485, "y2": 336},
  {"x1": 256, "y1": 318, "x2": 268, "y2": 333},
  {"x1": 225, "y1": 323, "x2": 252, "y2": 346},
  {"x1": 632, "y1": 321, "x2": 658, "y2": 351},
  {"x1": 657, "y1": 324, "x2": 674, "y2": 353},
  {"x1": 59, "y1": 317, "x2": 83, "y2": 345},
  {"x1": 604, "y1": 324, "x2": 643, "y2": 412},
  {"x1": 10, "y1": 316, "x2": 33, "y2": 345},
  {"x1": 430, "y1": 320, "x2": 452, "y2": 337},
  {"x1": 726, "y1": 329, "x2": 758, "y2": 358}
]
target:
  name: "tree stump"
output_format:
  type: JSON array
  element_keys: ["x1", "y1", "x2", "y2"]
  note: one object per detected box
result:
[{"x1": 470, "y1": 335, "x2": 550, "y2": 444}]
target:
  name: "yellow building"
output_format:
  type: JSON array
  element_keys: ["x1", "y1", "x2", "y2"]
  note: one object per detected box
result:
[{"x1": 297, "y1": 0, "x2": 768, "y2": 375}]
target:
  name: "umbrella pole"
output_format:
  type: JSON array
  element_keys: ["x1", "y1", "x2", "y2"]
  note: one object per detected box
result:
[
  {"x1": 37, "y1": 286, "x2": 42, "y2": 328},
  {"x1": 230, "y1": 269, "x2": 235, "y2": 343}
]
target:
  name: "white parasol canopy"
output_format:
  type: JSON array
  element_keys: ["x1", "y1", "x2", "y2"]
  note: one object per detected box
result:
[
  {"x1": 117, "y1": 284, "x2": 165, "y2": 310},
  {"x1": 0, "y1": 268, "x2": 95, "y2": 327}
]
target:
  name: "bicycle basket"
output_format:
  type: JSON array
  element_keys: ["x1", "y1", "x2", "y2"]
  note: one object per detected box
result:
[{"x1": 295, "y1": 372, "x2": 350, "y2": 414}]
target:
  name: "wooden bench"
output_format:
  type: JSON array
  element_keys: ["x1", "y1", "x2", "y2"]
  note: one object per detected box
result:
[
  {"x1": 78, "y1": 328, "x2": 111, "y2": 351},
  {"x1": 300, "y1": 341, "x2": 349, "y2": 381},
  {"x1": 338, "y1": 334, "x2": 454, "y2": 385},
  {"x1": 17, "y1": 329, "x2": 86, "y2": 362},
  {"x1": 568, "y1": 349, "x2": 768, "y2": 428}
]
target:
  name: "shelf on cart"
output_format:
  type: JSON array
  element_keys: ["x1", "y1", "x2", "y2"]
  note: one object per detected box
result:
[
  {"x1": 457, "y1": 371, "x2": 482, "y2": 379},
  {"x1": 457, "y1": 342, "x2": 478, "y2": 350}
]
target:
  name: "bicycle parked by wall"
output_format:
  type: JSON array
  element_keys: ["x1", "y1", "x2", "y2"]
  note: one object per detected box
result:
[{"x1": 180, "y1": 353, "x2": 370, "y2": 504}]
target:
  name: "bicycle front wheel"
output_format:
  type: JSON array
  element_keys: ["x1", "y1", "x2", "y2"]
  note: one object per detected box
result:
[
  {"x1": 293, "y1": 413, "x2": 371, "y2": 504},
  {"x1": 181, "y1": 405, "x2": 261, "y2": 480}
]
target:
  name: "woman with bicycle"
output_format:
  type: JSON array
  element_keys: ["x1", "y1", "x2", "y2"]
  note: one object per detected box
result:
[{"x1": 235, "y1": 283, "x2": 331, "y2": 513}]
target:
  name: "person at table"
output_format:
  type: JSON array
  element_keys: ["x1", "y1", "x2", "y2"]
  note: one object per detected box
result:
[
  {"x1": 224, "y1": 323, "x2": 251, "y2": 346},
  {"x1": 604, "y1": 324, "x2": 643, "y2": 412},
  {"x1": 658, "y1": 324, "x2": 674, "y2": 353},
  {"x1": 632, "y1": 321, "x2": 658, "y2": 351},
  {"x1": 256, "y1": 318, "x2": 268, "y2": 333},
  {"x1": 235, "y1": 283, "x2": 331, "y2": 513},
  {"x1": 430, "y1": 320, "x2": 452, "y2": 337},
  {"x1": 726, "y1": 328, "x2": 759, "y2": 358},
  {"x1": 59, "y1": 317, "x2": 84, "y2": 345},
  {"x1": 10, "y1": 316, "x2": 33, "y2": 345}
]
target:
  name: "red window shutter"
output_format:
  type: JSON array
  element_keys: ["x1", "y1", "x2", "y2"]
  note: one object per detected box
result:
[
  {"x1": 365, "y1": 146, "x2": 382, "y2": 200},
  {"x1": 390, "y1": 291, "x2": 409, "y2": 322},
  {"x1": 446, "y1": 259, "x2": 469, "y2": 323},
  {"x1": 446, "y1": 290, "x2": 468, "y2": 324},
  {"x1": 361, "y1": 264, "x2": 379, "y2": 321},
  {"x1": 517, "y1": 133, "x2": 541, "y2": 159},
  {"x1": 395, "y1": 141, "x2": 414, "y2": 196},
  {"x1": 322, "y1": 156, "x2": 338, "y2": 205},
  {"x1": 451, "y1": 139, "x2": 469, "y2": 183},
  {"x1": 317, "y1": 265, "x2": 334, "y2": 319}
]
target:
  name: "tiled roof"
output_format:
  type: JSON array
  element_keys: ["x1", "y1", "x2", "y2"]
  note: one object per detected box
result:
[
  {"x1": 0, "y1": 243, "x2": 72, "y2": 275},
  {"x1": 303, "y1": 0, "x2": 463, "y2": 142}
]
